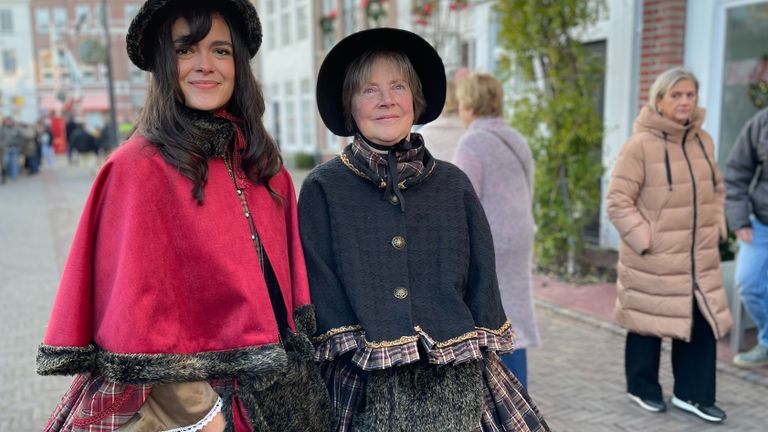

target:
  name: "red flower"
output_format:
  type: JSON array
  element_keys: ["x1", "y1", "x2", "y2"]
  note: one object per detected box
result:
[
  {"x1": 361, "y1": 0, "x2": 369, "y2": 7},
  {"x1": 416, "y1": 17, "x2": 428, "y2": 26},
  {"x1": 423, "y1": 3, "x2": 432, "y2": 14},
  {"x1": 328, "y1": 9, "x2": 337, "y2": 19}
]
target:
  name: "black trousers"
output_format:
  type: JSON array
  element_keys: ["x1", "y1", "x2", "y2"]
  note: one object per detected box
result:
[{"x1": 625, "y1": 299, "x2": 716, "y2": 405}]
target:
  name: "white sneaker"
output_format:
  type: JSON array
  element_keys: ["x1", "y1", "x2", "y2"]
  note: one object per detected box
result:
[
  {"x1": 671, "y1": 396, "x2": 726, "y2": 423},
  {"x1": 627, "y1": 393, "x2": 666, "y2": 412}
]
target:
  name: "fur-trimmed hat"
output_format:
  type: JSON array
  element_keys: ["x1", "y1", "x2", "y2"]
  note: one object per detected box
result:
[
  {"x1": 316, "y1": 28, "x2": 446, "y2": 137},
  {"x1": 126, "y1": 0, "x2": 262, "y2": 71}
]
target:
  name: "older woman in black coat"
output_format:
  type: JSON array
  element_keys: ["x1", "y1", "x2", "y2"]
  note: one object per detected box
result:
[{"x1": 298, "y1": 28, "x2": 549, "y2": 432}]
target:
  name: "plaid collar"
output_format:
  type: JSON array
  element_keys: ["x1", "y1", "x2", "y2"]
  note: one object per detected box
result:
[{"x1": 342, "y1": 133, "x2": 435, "y2": 191}]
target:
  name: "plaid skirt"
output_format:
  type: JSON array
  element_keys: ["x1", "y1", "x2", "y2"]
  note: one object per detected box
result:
[
  {"x1": 42, "y1": 375, "x2": 233, "y2": 431},
  {"x1": 322, "y1": 352, "x2": 550, "y2": 432}
]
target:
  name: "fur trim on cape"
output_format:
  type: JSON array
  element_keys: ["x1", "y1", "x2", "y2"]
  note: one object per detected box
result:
[
  {"x1": 36, "y1": 344, "x2": 96, "y2": 376},
  {"x1": 237, "y1": 329, "x2": 333, "y2": 431},
  {"x1": 37, "y1": 343, "x2": 287, "y2": 387},
  {"x1": 293, "y1": 303, "x2": 317, "y2": 337}
]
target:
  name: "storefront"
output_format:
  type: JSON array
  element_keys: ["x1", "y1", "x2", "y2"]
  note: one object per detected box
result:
[{"x1": 687, "y1": 0, "x2": 768, "y2": 163}]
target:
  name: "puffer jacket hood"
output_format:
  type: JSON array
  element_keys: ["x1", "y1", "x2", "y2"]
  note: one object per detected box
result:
[{"x1": 607, "y1": 106, "x2": 732, "y2": 341}]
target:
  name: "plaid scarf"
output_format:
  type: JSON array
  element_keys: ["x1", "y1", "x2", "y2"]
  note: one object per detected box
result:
[
  {"x1": 344, "y1": 133, "x2": 434, "y2": 211},
  {"x1": 350, "y1": 134, "x2": 426, "y2": 183}
]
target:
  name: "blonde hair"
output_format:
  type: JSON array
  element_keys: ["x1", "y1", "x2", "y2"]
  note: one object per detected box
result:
[
  {"x1": 456, "y1": 73, "x2": 503, "y2": 117},
  {"x1": 649, "y1": 66, "x2": 700, "y2": 117},
  {"x1": 443, "y1": 80, "x2": 458, "y2": 114}
]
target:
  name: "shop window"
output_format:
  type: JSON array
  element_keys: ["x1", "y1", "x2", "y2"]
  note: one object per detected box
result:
[
  {"x1": 0, "y1": 10, "x2": 12, "y2": 33},
  {"x1": 719, "y1": 2, "x2": 768, "y2": 162},
  {"x1": 2, "y1": 49, "x2": 17, "y2": 74}
]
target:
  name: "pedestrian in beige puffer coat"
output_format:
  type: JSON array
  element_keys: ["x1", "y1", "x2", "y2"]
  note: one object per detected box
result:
[{"x1": 607, "y1": 67, "x2": 732, "y2": 423}]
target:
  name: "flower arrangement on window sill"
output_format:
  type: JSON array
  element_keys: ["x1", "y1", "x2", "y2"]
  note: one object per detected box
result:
[
  {"x1": 412, "y1": 0, "x2": 468, "y2": 26},
  {"x1": 449, "y1": 0, "x2": 469, "y2": 11},
  {"x1": 362, "y1": 0, "x2": 387, "y2": 25},
  {"x1": 319, "y1": 10, "x2": 337, "y2": 36}
]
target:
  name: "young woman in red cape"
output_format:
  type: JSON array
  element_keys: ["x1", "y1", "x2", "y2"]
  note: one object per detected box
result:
[{"x1": 36, "y1": 1, "x2": 330, "y2": 430}]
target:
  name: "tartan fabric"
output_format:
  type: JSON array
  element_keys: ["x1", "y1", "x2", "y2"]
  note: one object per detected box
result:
[
  {"x1": 348, "y1": 134, "x2": 426, "y2": 188},
  {"x1": 322, "y1": 353, "x2": 549, "y2": 432},
  {"x1": 314, "y1": 325, "x2": 515, "y2": 370},
  {"x1": 477, "y1": 353, "x2": 550, "y2": 432},
  {"x1": 320, "y1": 357, "x2": 367, "y2": 432},
  {"x1": 43, "y1": 376, "x2": 236, "y2": 431},
  {"x1": 43, "y1": 374, "x2": 151, "y2": 431}
]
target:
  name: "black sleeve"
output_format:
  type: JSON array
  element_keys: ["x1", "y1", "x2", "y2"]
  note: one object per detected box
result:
[
  {"x1": 297, "y1": 175, "x2": 359, "y2": 338},
  {"x1": 462, "y1": 186, "x2": 507, "y2": 330},
  {"x1": 725, "y1": 113, "x2": 763, "y2": 230}
]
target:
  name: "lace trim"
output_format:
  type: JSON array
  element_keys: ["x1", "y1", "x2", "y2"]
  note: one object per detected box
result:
[
  {"x1": 313, "y1": 324, "x2": 364, "y2": 343},
  {"x1": 162, "y1": 397, "x2": 223, "y2": 432},
  {"x1": 415, "y1": 325, "x2": 478, "y2": 348},
  {"x1": 364, "y1": 334, "x2": 420, "y2": 348},
  {"x1": 314, "y1": 324, "x2": 516, "y2": 370},
  {"x1": 477, "y1": 320, "x2": 512, "y2": 337}
]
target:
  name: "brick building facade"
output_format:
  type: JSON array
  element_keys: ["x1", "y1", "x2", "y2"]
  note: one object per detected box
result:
[{"x1": 30, "y1": 0, "x2": 146, "y2": 129}]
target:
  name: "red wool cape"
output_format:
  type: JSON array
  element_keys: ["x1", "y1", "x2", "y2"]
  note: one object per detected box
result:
[{"x1": 37, "y1": 136, "x2": 311, "y2": 384}]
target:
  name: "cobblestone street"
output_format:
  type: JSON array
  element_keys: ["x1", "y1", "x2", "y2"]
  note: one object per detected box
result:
[{"x1": 2, "y1": 162, "x2": 767, "y2": 431}]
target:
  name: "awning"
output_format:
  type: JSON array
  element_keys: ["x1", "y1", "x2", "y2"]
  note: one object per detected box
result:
[
  {"x1": 80, "y1": 93, "x2": 109, "y2": 111},
  {"x1": 38, "y1": 93, "x2": 110, "y2": 112},
  {"x1": 39, "y1": 94, "x2": 63, "y2": 111}
]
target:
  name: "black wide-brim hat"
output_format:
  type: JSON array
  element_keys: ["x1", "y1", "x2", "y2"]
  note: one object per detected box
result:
[
  {"x1": 316, "y1": 28, "x2": 446, "y2": 137},
  {"x1": 126, "y1": 0, "x2": 262, "y2": 71}
]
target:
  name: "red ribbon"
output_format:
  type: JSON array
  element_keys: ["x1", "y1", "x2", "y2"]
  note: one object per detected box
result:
[
  {"x1": 214, "y1": 109, "x2": 248, "y2": 189},
  {"x1": 230, "y1": 379, "x2": 253, "y2": 432}
]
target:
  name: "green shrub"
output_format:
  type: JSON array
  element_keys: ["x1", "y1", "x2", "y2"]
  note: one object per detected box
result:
[
  {"x1": 293, "y1": 152, "x2": 317, "y2": 169},
  {"x1": 497, "y1": 0, "x2": 606, "y2": 275}
]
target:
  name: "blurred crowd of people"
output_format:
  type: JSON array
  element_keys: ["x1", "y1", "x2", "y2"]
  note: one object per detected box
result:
[
  {"x1": 0, "y1": 114, "x2": 116, "y2": 184},
  {"x1": 0, "y1": 117, "x2": 53, "y2": 183}
]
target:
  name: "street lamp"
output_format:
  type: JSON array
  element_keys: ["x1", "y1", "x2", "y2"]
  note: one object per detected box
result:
[{"x1": 100, "y1": 0, "x2": 118, "y2": 149}]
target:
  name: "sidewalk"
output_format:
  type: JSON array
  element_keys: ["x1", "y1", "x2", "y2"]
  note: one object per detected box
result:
[{"x1": 532, "y1": 275, "x2": 768, "y2": 385}]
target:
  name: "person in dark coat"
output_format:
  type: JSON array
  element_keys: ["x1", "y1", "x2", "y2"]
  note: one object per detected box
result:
[
  {"x1": 724, "y1": 107, "x2": 768, "y2": 368},
  {"x1": 70, "y1": 123, "x2": 97, "y2": 154},
  {"x1": 65, "y1": 116, "x2": 78, "y2": 164},
  {"x1": 299, "y1": 27, "x2": 550, "y2": 432}
]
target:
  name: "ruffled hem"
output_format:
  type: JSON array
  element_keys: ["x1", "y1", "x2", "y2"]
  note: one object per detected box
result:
[{"x1": 314, "y1": 322, "x2": 515, "y2": 371}]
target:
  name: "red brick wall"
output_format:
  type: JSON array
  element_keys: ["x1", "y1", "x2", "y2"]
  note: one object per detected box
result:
[{"x1": 638, "y1": 0, "x2": 687, "y2": 110}]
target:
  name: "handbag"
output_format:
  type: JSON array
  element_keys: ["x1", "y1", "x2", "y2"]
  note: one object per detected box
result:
[
  {"x1": 233, "y1": 262, "x2": 333, "y2": 432},
  {"x1": 222, "y1": 154, "x2": 332, "y2": 432},
  {"x1": 236, "y1": 324, "x2": 333, "y2": 432}
]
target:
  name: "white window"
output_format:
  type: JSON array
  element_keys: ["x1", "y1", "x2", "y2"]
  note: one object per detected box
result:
[
  {"x1": 2, "y1": 49, "x2": 17, "y2": 74},
  {"x1": 280, "y1": 11, "x2": 291, "y2": 46},
  {"x1": 284, "y1": 82, "x2": 295, "y2": 147},
  {"x1": 343, "y1": 0, "x2": 356, "y2": 35},
  {"x1": 129, "y1": 66, "x2": 146, "y2": 83},
  {"x1": 53, "y1": 7, "x2": 67, "y2": 31},
  {"x1": 36, "y1": 8, "x2": 50, "y2": 33},
  {"x1": 75, "y1": 4, "x2": 90, "y2": 28},
  {"x1": 95, "y1": 3, "x2": 107, "y2": 25},
  {"x1": 125, "y1": 4, "x2": 140, "y2": 26},
  {"x1": 266, "y1": 0, "x2": 275, "y2": 15},
  {"x1": 266, "y1": 18, "x2": 275, "y2": 51},
  {"x1": 300, "y1": 79, "x2": 314, "y2": 147},
  {"x1": 0, "y1": 10, "x2": 12, "y2": 33},
  {"x1": 296, "y1": 6, "x2": 307, "y2": 41}
]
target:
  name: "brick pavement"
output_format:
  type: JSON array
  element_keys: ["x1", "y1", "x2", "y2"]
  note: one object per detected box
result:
[
  {"x1": 0, "y1": 163, "x2": 87, "y2": 430},
  {"x1": 529, "y1": 301, "x2": 768, "y2": 431},
  {"x1": 3, "y1": 162, "x2": 768, "y2": 431}
]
